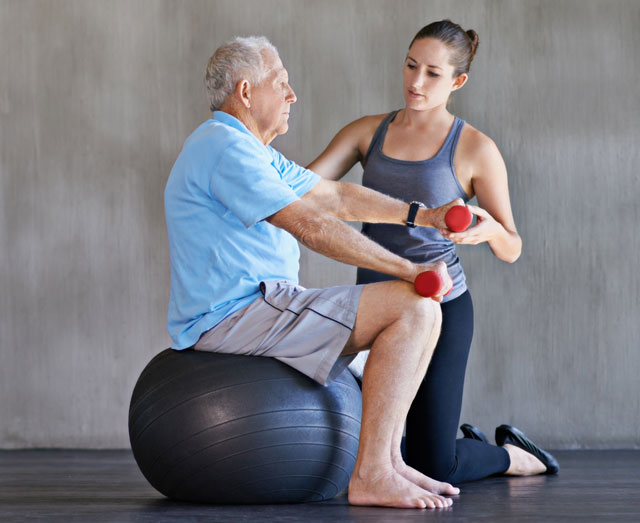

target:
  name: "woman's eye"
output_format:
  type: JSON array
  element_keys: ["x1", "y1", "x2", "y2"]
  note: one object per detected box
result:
[
  {"x1": 428, "y1": 71, "x2": 440, "y2": 77},
  {"x1": 406, "y1": 63, "x2": 416, "y2": 69}
]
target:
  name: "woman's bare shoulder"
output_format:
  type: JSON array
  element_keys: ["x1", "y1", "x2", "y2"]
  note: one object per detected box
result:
[
  {"x1": 458, "y1": 121, "x2": 503, "y2": 162},
  {"x1": 353, "y1": 113, "x2": 388, "y2": 147},
  {"x1": 347, "y1": 113, "x2": 388, "y2": 133}
]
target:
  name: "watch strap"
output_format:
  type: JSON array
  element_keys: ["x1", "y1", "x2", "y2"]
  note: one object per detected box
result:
[{"x1": 406, "y1": 201, "x2": 424, "y2": 228}]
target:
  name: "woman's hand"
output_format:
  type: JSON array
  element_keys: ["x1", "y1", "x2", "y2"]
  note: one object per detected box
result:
[{"x1": 439, "y1": 204, "x2": 502, "y2": 245}]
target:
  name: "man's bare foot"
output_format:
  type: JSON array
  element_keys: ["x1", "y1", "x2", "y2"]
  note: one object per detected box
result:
[
  {"x1": 395, "y1": 461, "x2": 460, "y2": 496},
  {"x1": 503, "y1": 444, "x2": 547, "y2": 475},
  {"x1": 348, "y1": 466, "x2": 453, "y2": 509}
]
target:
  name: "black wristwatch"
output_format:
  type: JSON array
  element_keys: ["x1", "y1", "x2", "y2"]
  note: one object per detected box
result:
[{"x1": 405, "y1": 201, "x2": 425, "y2": 228}]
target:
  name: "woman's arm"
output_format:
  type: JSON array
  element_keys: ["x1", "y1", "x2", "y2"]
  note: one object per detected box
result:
[
  {"x1": 307, "y1": 115, "x2": 382, "y2": 180},
  {"x1": 444, "y1": 132, "x2": 522, "y2": 263}
]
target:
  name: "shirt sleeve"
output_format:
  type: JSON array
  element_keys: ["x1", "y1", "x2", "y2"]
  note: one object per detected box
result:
[
  {"x1": 210, "y1": 136, "x2": 300, "y2": 228},
  {"x1": 268, "y1": 146, "x2": 321, "y2": 197}
]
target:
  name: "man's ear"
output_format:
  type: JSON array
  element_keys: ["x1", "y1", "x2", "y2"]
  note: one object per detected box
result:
[{"x1": 235, "y1": 79, "x2": 251, "y2": 109}]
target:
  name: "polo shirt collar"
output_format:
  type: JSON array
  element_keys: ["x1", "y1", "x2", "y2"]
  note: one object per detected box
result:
[{"x1": 213, "y1": 110, "x2": 255, "y2": 137}]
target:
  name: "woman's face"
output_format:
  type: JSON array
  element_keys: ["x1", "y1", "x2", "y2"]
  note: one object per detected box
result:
[{"x1": 402, "y1": 37, "x2": 467, "y2": 111}]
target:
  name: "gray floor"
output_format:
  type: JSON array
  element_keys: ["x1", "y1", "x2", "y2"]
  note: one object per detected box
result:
[{"x1": 1, "y1": 449, "x2": 639, "y2": 522}]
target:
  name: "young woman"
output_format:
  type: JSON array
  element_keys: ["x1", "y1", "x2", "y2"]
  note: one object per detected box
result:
[{"x1": 308, "y1": 20, "x2": 558, "y2": 483}]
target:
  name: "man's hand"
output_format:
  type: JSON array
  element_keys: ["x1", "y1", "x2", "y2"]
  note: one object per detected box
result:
[
  {"x1": 411, "y1": 261, "x2": 452, "y2": 303},
  {"x1": 415, "y1": 198, "x2": 465, "y2": 229}
]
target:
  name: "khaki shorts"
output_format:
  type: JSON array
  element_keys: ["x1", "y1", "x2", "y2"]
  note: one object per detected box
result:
[{"x1": 194, "y1": 280, "x2": 363, "y2": 386}]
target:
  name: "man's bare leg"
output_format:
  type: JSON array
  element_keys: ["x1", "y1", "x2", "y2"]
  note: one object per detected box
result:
[
  {"x1": 343, "y1": 281, "x2": 457, "y2": 509},
  {"x1": 388, "y1": 332, "x2": 460, "y2": 496}
]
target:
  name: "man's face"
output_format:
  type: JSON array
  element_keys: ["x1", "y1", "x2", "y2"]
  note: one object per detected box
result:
[{"x1": 249, "y1": 52, "x2": 297, "y2": 145}]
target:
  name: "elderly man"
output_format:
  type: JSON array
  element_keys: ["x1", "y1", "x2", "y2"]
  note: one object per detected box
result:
[{"x1": 164, "y1": 36, "x2": 460, "y2": 509}]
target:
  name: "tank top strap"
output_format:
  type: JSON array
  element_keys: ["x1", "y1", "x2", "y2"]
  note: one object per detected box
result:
[
  {"x1": 363, "y1": 110, "x2": 399, "y2": 166},
  {"x1": 443, "y1": 117, "x2": 466, "y2": 167}
]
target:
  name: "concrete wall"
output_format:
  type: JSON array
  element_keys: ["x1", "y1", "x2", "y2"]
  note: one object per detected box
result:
[{"x1": 1, "y1": 0, "x2": 638, "y2": 448}]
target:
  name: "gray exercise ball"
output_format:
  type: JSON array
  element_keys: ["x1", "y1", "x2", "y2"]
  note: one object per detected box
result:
[{"x1": 128, "y1": 349, "x2": 362, "y2": 504}]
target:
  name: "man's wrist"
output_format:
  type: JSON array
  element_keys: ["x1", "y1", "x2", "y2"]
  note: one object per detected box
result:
[
  {"x1": 416, "y1": 207, "x2": 436, "y2": 228},
  {"x1": 405, "y1": 201, "x2": 425, "y2": 227},
  {"x1": 399, "y1": 258, "x2": 419, "y2": 282}
]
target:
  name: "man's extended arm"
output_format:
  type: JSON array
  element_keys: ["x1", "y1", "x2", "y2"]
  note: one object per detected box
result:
[{"x1": 301, "y1": 178, "x2": 460, "y2": 230}]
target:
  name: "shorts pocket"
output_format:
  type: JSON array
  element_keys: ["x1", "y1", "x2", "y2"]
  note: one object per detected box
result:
[{"x1": 260, "y1": 280, "x2": 306, "y2": 311}]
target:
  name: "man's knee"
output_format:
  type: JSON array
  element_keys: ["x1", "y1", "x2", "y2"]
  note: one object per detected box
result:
[
  {"x1": 348, "y1": 282, "x2": 441, "y2": 352},
  {"x1": 402, "y1": 295, "x2": 442, "y2": 335}
]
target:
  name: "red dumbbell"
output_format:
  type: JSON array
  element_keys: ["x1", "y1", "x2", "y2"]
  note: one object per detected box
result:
[
  {"x1": 414, "y1": 271, "x2": 451, "y2": 298},
  {"x1": 445, "y1": 205, "x2": 472, "y2": 232}
]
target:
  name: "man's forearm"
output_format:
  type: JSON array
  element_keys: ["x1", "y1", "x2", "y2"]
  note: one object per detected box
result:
[
  {"x1": 330, "y1": 181, "x2": 437, "y2": 227},
  {"x1": 301, "y1": 212, "x2": 416, "y2": 281},
  {"x1": 270, "y1": 200, "x2": 417, "y2": 281}
]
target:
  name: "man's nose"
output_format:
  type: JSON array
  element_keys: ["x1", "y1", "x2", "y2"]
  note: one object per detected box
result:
[{"x1": 286, "y1": 84, "x2": 297, "y2": 104}]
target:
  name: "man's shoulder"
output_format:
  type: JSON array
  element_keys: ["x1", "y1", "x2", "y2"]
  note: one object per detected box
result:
[
  {"x1": 265, "y1": 144, "x2": 289, "y2": 164},
  {"x1": 265, "y1": 146, "x2": 313, "y2": 182},
  {"x1": 170, "y1": 120, "x2": 276, "y2": 190},
  {"x1": 185, "y1": 119, "x2": 257, "y2": 151}
]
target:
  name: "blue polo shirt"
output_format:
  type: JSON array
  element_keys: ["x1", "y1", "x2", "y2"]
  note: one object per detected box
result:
[{"x1": 164, "y1": 111, "x2": 320, "y2": 349}]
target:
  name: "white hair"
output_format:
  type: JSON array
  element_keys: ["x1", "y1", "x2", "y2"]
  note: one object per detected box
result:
[{"x1": 204, "y1": 36, "x2": 279, "y2": 112}]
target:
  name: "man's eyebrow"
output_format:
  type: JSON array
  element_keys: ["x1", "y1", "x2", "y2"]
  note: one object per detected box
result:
[{"x1": 405, "y1": 55, "x2": 442, "y2": 70}]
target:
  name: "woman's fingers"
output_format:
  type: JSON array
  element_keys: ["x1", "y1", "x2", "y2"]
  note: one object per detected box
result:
[
  {"x1": 466, "y1": 203, "x2": 491, "y2": 219},
  {"x1": 442, "y1": 223, "x2": 486, "y2": 244}
]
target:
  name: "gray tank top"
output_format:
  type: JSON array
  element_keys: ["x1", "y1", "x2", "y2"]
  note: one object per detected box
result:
[{"x1": 357, "y1": 110, "x2": 470, "y2": 302}]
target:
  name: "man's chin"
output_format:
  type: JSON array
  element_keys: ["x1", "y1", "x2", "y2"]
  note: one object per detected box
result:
[{"x1": 277, "y1": 123, "x2": 289, "y2": 135}]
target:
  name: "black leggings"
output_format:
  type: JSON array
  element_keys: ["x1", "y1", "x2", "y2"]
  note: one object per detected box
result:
[{"x1": 405, "y1": 290, "x2": 510, "y2": 484}]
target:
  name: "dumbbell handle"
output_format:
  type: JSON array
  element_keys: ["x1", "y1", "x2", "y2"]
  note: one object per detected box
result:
[
  {"x1": 445, "y1": 205, "x2": 472, "y2": 232},
  {"x1": 414, "y1": 270, "x2": 450, "y2": 298}
]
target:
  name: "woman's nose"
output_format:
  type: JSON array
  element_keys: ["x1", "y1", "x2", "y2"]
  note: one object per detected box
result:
[{"x1": 410, "y1": 72, "x2": 424, "y2": 89}]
